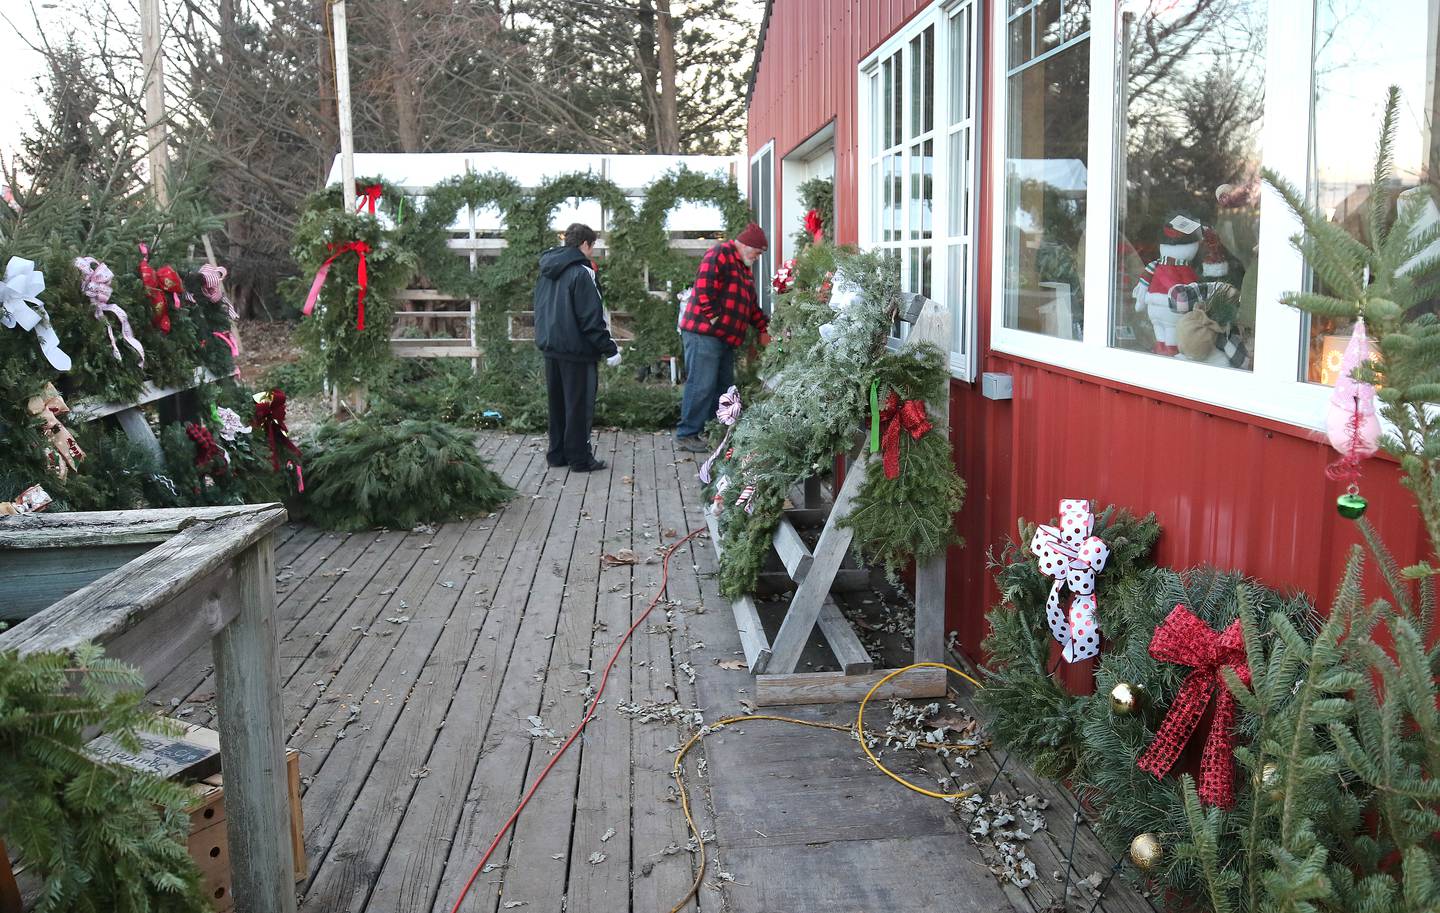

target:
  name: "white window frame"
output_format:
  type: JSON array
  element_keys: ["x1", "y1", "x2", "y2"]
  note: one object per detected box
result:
[
  {"x1": 749, "y1": 139, "x2": 777, "y2": 314},
  {"x1": 859, "y1": 0, "x2": 983, "y2": 381},
  {"x1": 987, "y1": 0, "x2": 1329, "y2": 431}
]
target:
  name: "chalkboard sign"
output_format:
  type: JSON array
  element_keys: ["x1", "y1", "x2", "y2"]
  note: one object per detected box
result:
[{"x1": 85, "y1": 728, "x2": 222, "y2": 782}]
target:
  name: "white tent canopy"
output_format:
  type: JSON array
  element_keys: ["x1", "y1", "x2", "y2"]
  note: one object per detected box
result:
[{"x1": 326, "y1": 152, "x2": 745, "y2": 234}]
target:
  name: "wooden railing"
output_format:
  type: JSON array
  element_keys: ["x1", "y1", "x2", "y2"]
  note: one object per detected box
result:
[{"x1": 0, "y1": 505, "x2": 297, "y2": 913}]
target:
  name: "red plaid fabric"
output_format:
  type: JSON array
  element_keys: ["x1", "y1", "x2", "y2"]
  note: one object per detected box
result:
[{"x1": 680, "y1": 241, "x2": 767, "y2": 347}]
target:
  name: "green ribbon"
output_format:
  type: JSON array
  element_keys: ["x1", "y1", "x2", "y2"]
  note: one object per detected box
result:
[
  {"x1": 869, "y1": 380, "x2": 881, "y2": 453},
  {"x1": 395, "y1": 196, "x2": 404, "y2": 225}
]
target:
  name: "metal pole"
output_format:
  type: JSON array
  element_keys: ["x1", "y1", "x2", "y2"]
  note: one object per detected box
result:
[
  {"x1": 140, "y1": 0, "x2": 170, "y2": 206},
  {"x1": 332, "y1": 0, "x2": 357, "y2": 203}
]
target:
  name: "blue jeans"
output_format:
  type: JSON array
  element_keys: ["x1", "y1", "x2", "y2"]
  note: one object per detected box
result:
[{"x1": 676, "y1": 331, "x2": 735, "y2": 439}]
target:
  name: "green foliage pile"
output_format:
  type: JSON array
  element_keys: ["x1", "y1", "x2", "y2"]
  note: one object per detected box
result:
[
  {"x1": 0, "y1": 644, "x2": 209, "y2": 913},
  {"x1": 706, "y1": 247, "x2": 966, "y2": 596},
  {"x1": 298, "y1": 418, "x2": 513, "y2": 531}
]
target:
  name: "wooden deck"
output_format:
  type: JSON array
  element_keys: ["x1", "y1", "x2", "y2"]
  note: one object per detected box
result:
[{"x1": 148, "y1": 430, "x2": 1157, "y2": 913}]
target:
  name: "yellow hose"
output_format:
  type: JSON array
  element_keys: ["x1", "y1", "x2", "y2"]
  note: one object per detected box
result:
[{"x1": 668, "y1": 662, "x2": 986, "y2": 913}]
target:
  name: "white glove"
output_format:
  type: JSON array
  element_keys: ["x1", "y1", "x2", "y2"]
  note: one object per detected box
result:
[{"x1": 606, "y1": 349, "x2": 623, "y2": 368}]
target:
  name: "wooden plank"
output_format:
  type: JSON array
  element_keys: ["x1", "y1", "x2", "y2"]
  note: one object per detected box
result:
[
  {"x1": 631, "y1": 433, "x2": 712, "y2": 913},
  {"x1": 69, "y1": 368, "x2": 218, "y2": 421},
  {"x1": 766, "y1": 455, "x2": 867, "y2": 674},
  {"x1": 324, "y1": 440, "x2": 552, "y2": 912},
  {"x1": 393, "y1": 289, "x2": 464, "y2": 301},
  {"x1": 429, "y1": 441, "x2": 594, "y2": 911},
  {"x1": 719, "y1": 836, "x2": 1013, "y2": 913},
  {"x1": 703, "y1": 511, "x2": 772, "y2": 674},
  {"x1": 782, "y1": 506, "x2": 830, "y2": 528},
  {"x1": 487, "y1": 432, "x2": 618, "y2": 913},
  {"x1": 393, "y1": 309, "x2": 472, "y2": 318},
  {"x1": 770, "y1": 516, "x2": 813, "y2": 583},
  {"x1": 815, "y1": 597, "x2": 873, "y2": 675},
  {"x1": 0, "y1": 543, "x2": 152, "y2": 623},
  {"x1": 753, "y1": 665, "x2": 946, "y2": 707},
  {"x1": 298, "y1": 449, "x2": 547, "y2": 911},
  {"x1": 0, "y1": 505, "x2": 266, "y2": 549},
  {"x1": 210, "y1": 533, "x2": 297, "y2": 913},
  {"x1": 0, "y1": 506, "x2": 287, "y2": 660},
  {"x1": 390, "y1": 344, "x2": 482, "y2": 358},
  {"x1": 755, "y1": 567, "x2": 870, "y2": 594}
]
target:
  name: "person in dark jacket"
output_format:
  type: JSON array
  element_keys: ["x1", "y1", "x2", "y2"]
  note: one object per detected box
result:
[
  {"x1": 674, "y1": 222, "x2": 770, "y2": 451},
  {"x1": 534, "y1": 223, "x2": 619, "y2": 472}
]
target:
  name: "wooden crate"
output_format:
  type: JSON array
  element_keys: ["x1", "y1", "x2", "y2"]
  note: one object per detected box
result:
[{"x1": 189, "y1": 747, "x2": 306, "y2": 912}]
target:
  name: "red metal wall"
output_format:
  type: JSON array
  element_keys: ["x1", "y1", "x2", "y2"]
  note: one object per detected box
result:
[
  {"x1": 747, "y1": 0, "x2": 930, "y2": 245},
  {"x1": 748, "y1": 1, "x2": 1433, "y2": 685}
]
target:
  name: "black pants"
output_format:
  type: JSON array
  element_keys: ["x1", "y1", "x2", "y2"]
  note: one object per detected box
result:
[{"x1": 545, "y1": 356, "x2": 598, "y2": 468}]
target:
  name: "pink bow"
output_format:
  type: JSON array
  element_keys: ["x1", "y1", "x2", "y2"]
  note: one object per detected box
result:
[
  {"x1": 74, "y1": 256, "x2": 144, "y2": 366},
  {"x1": 1030, "y1": 499, "x2": 1110, "y2": 662},
  {"x1": 698, "y1": 385, "x2": 742, "y2": 484}
]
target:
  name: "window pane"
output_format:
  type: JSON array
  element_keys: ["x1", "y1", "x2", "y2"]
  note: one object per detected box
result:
[
  {"x1": 911, "y1": 33, "x2": 924, "y2": 138},
  {"x1": 949, "y1": 243, "x2": 969, "y2": 356},
  {"x1": 1110, "y1": 2, "x2": 1266, "y2": 370},
  {"x1": 950, "y1": 8, "x2": 970, "y2": 127},
  {"x1": 923, "y1": 26, "x2": 936, "y2": 134},
  {"x1": 1062, "y1": 0, "x2": 1091, "y2": 41},
  {"x1": 882, "y1": 59, "x2": 894, "y2": 151},
  {"x1": 1003, "y1": 37, "x2": 1089, "y2": 338},
  {"x1": 1305, "y1": 0, "x2": 1440, "y2": 384},
  {"x1": 922, "y1": 138, "x2": 934, "y2": 237},
  {"x1": 1037, "y1": 0, "x2": 1062, "y2": 54},
  {"x1": 1009, "y1": 13, "x2": 1033, "y2": 70},
  {"x1": 893, "y1": 54, "x2": 905, "y2": 147}
]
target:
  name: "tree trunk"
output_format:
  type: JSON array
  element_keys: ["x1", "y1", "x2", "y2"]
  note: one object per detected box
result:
[
  {"x1": 636, "y1": 0, "x2": 661, "y2": 152},
  {"x1": 655, "y1": 0, "x2": 680, "y2": 154},
  {"x1": 385, "y1": 8, "x2": 423, "y2": 152}
]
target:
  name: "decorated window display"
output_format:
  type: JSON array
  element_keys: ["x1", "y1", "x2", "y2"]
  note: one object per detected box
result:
[{"x1": 1110, "y1": 0, "x2": 1267, "y2": 368}]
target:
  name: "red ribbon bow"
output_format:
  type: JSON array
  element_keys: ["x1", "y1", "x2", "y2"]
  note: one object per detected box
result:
[
  {"x1": 879, "y1": 391, "x2": 932, "y2": 480},
  {"x1": 139, "y1": 244, "x2": 185, "y2": 334},
  {"x1": 301, "y1": 240, "x2": 370, "y2": 330},
  {"x1": 254, "y1": 389, "x2": 305, "y2": 489},
  {"x1": 186, "y1": 422, "x2": 226, "y2": 472},
  {"x1": 804, "y1": 209, "x2": 824, "y2": 244},
  {"x1": 356, "y1": 184, "x2": 383, "y2": 215},
  {"x1": 1136, "y1": 605, "x2": 1251, "y2": 808}
]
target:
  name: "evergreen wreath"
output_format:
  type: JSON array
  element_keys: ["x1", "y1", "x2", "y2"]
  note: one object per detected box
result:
[
  {"x1": 624, "y1": 167, "x2": 752, "y2": 365},
  {"x1": 978, "y1": 505, "x2": 1162, "y2": 780},
  {"x1": 792, "y1": 175, "x2": 835, "y2": 253},
  {"x1": 298, "y1": 418, "x2": 513, "y2": 531},
  {"x1": 0, "y1": 644, "x2": 210, "y2": 913}
]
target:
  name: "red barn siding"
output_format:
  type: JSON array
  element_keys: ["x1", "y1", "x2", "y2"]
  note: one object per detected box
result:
[{"x1": 748, "y1": 0, "x2": 1434, "y2": 682}]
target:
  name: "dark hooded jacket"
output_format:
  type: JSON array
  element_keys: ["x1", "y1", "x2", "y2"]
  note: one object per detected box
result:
[{"x1": 533, "y1": 246, "x2": 618, "y2": 363}]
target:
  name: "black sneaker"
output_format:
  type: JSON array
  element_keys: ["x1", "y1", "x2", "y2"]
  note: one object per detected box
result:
[
  {"x1": 571, "y1": 459, "x2": 608, "y2": 472},
  {"x1": 676, "y1": 436, "x2": 709, "y2": 453}
]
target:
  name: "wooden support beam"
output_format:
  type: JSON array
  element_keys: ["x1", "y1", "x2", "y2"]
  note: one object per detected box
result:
[
  {"x1": 704, "y1": 512, "x2": 771, "y2": 674},
  {"x1": 114, "y1": 407, "x2": 164, "y2": 464},
  {"x1": 816, "y1": 598, "x2": 873, "y2": 675},
  {"x1": 212, "y1": 533, "x2": 297, "y2": 913},
  {"x1": 766, "y1": 455, "x2": 866, "y2": 674},
  {"x1": 753, "y1": 665, "x2": 946, "y2": 707},
  {"x1": 770, "y1": 516, "x2": 812, "y2": 583}
]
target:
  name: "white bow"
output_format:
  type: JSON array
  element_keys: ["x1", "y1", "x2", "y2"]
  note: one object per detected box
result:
[
  {"x1": 2, "y1": 257, "x2": 70, "y2": 371},
  {"x1": 1030, "y1": 499, "x2": 1110, "y2": 662}
]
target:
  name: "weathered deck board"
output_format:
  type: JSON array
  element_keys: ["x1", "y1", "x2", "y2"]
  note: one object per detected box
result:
[{"x1": 125, "y1": 430, "x2": 1158, "y2": 913}]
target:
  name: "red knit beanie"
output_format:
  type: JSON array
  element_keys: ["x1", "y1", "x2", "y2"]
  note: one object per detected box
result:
[{"x1": 736, "y1": 222, "x2": 768, "y2": 251}]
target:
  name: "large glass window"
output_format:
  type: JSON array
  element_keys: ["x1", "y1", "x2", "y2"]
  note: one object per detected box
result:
[
  {"x1": 1304, "y1": 0, "x2": 1440, "y2": 384},
  {"x1": 1002, "y1": 1, "x2": 1090, "y2": 339},
  {"x1": 1110, "y1": 1, "x2": 1267, "y2": 371}
]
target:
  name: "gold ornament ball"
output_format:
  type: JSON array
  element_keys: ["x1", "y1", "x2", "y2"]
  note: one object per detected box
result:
[
  {"x1": 1258, "y1": 762, "x2": 1282, "y2": 800},
  {"x1": 1129, "y1": 833, "x2": 1163, "y2": 871},
  {"x1": 1110, "y1": 681, "x2": 1139, "y2": 715}
]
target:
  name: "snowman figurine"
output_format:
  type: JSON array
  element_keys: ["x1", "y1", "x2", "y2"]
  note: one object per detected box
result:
[{"x1": 1133, "y1": 214, "x2": 1204, "y2": 356}]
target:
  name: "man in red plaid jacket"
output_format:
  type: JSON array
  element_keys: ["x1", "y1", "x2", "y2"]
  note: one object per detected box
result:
[{"x1": 675, "y1": 223, "x2": 771, "y2": 451}]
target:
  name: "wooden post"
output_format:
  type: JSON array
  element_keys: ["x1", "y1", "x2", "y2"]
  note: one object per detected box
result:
[
  {"x1": 210, "y1": 534, "x2": 297, "y2": 913},
  {"x1": 140, "y1": 0, "x2": 170, "y2": 206},
  {"x1": 331, "y1": 0, "x2": 357, "y2": 204}
]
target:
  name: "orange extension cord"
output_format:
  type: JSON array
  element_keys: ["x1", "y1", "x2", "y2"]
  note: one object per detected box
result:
[{"x1": 446, "y1": 526, "x2": 707, "y2": 913}]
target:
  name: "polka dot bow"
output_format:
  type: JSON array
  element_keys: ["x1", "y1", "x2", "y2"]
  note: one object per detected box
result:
[{"x1": 1030, "y1": 499, "x2": 1110, "y2": 662}]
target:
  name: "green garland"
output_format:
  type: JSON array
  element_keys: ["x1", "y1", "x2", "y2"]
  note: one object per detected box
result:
[
  {"x1": 706, "y1": 248, "x2": 966, "y2": 598},
  {"x1": 0, "y1": 644, "x2": 210, "y2": 912}
]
